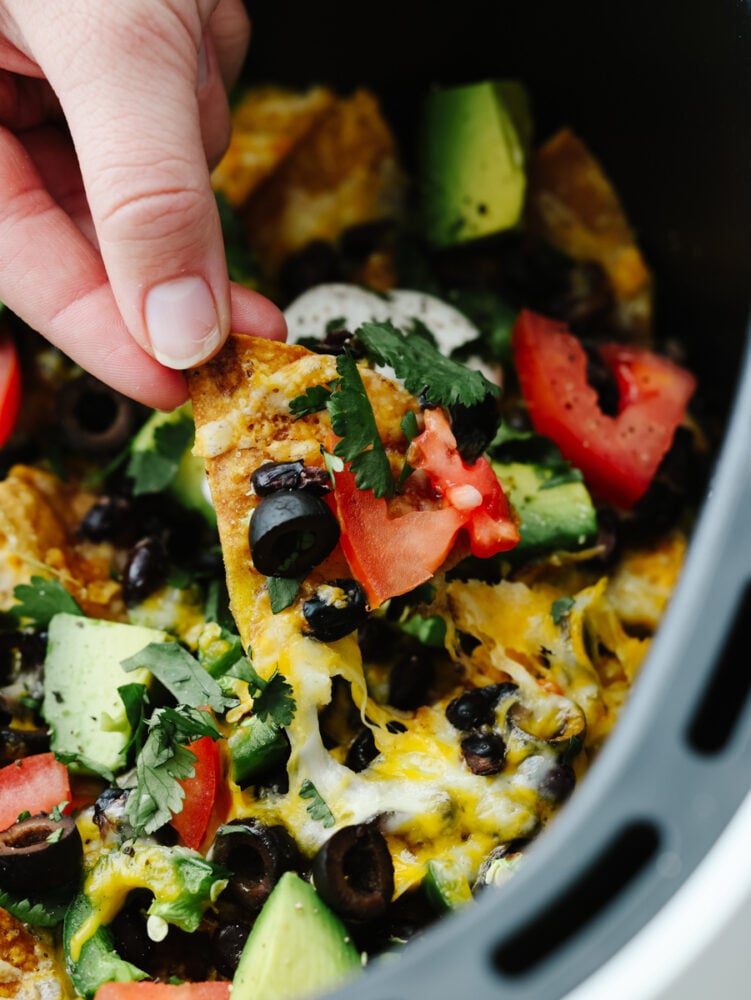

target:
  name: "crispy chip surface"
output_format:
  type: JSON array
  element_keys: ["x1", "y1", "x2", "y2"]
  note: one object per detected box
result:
[{"x1": 188, "y1": 335, "x2": 415, "y2": 652}]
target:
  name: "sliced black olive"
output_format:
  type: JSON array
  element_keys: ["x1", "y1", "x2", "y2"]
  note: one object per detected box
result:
[
  {"x1": 212, "y1": 922, "x2": 251, "y2": 979},
  {"x1": 251, "y1": 461, "x2": 331, "y2": 497},
  {"x1": 505, "y1": 700, "x2": 586, "y2": 759},
  {"x1": 249, "y1": 491, "x2": 340, "y2": 578},
  {"x1": 303, "y1": 579, "x2": 368, "y2": 642},
  {"x1": 0, "y1": 813, "x2": 83, "y2": 896},
  {"x1": 388, "y1": 651, "x2": 435, "y2": 712},
  {"x1": 122, "y1": 535, "x2": 169, "y2": 606},
  {"x1": 460, "y1": 731, "x2": 507, "y2": 775},
  {"x1": 211, "y1": 819, "x2": 302, "y2": 914},
  {"x1": 0, "y1": 726, "x2": 50, "y2": 766},
  {"x1": 57, "y1": 374, "x2": 138, "y2": 454},
  {"x1": 345, "y1": 727, "x2": 379, "y2": 773},
  {"x1": 311, "y1": 823, "x2": 394, "y2": 922},
  {"x1": 448, "y1": 394, "x2": 501, "y2": 464}
]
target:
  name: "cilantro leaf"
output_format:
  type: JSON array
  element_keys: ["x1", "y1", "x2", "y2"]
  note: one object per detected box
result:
[
  {"x1": 127, "y1": 414, "x2": 193, "y2": 496},
  {"x1": 329, "y1": 352, "x2": 394, "y2": 498},
  {"x1": 299, "y1": 778, "x2": 335, "y2": 828},
  {"x1": 12, "y1": 576, "x2": 83, "y2": 627},
  {"x1": 120, "y1": 642, "x2": 235, "y2": 714},
  {"x1": 124, "y1": 705, "x2": 221, "y2": 837},
  {"x1": 240, "y1": 660, "x2": 296, "y2": 727},
  {"x1": 267, "y1": 576, "x2": 302, "y2": 614},
  {"x1": 289, "y1": 382, "x2": 336, "y2": 418},
  {"x1": 253, "y1": 671, "x2": 296, "y2": 727},
  {"x1": 356, "y1": 320, "x2": 498, "y2": 408},
  {"x1": 551, "y1": 596, "x2": 576, "y2": 625},
  {"x1": 0, "y1": 888, "x2": 69, "y2": 927}
]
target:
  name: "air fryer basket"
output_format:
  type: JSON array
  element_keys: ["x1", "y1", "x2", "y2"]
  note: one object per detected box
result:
[{"x1": 241, "y1": 1, "x2": 751, "y2": 995}]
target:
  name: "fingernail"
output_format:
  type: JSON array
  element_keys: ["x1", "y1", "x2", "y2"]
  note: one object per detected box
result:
[
  {"x1": 197, "y1": 37, "x2": 209, "y2": 93},
  {"x1": 145, "y1": 276, "x2": 221, "y2": 369}
]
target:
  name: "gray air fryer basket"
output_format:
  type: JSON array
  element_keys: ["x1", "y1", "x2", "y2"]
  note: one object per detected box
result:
[{"x1": 243, "y1": 0, "x2": 751, "y2": 995}]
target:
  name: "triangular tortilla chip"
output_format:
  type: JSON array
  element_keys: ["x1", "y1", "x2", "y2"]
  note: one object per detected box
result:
[{"x1": 187, "y1": 334, "x2": 416, "y2": 656}]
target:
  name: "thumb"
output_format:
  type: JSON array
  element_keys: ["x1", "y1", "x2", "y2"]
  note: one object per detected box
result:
[{"x1": 18, "y1": 1, "x2": 232, "y2": 369}]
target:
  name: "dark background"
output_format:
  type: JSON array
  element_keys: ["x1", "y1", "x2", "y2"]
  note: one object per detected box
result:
[{"x1": 240, "y1": 0, "x2": 751, "y2": 411}]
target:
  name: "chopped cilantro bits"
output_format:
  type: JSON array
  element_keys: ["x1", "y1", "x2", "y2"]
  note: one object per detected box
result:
[
  {"x1": 299, "y1": 778, "x2": 335, "y2": 828},
  {"x1": 11, "y1": 576, "x2": 84, "y2": 628}
]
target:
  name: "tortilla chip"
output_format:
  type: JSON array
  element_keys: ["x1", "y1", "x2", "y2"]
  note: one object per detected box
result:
[{"x1": 187, "y1": 335, "x2": 416, "y2": 652}]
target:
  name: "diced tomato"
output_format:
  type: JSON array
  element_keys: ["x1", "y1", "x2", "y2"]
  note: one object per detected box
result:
[
  {"x1": 333, "y1": 467, "x2": 466, "y2": 608},
  {"x1": 332, "y1": 409, "x2": 519, "y2": 608},
  {"x1": 169, "y1": 735, "x2": 226, "y2": 852},
  {"x1": 0, "y1": 753, "x2": 72, "y2": 832},
  {"x1": 0, "y1": 335, "x2": 21, "y2": 447},
  {"x1": 512, "y1": 309, "x2": 696, "y2": 508},
  {"x1": 409, "y1": 408, "x2": 520, "y2": 558},
  {"x1": 94, "y1": 982, "x2": 230, "y2": 1000}
]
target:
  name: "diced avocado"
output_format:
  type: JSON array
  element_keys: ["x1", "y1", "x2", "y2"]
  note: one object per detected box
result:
[
  {"x1": 423, "y1": 858, "x2": 473, "y2": 913},
  {"x1": 129, "y1": 402, "x2": 216, "y2": 525},
  {"x1": 42, "y1": 614, "x2": 169, "y2": 776},
  {"x1": 228, "y1": 715, "x2": 289, "y2": 787},
  {"x1": 232, "y1": 871, "x2": 361, "y2": 1000},
  {"x1": 493, "y1": 461, "x2": 598, "y2": 558},
  {"x1": 420, "y1": 80, "x2": 531, "y2": 248}
]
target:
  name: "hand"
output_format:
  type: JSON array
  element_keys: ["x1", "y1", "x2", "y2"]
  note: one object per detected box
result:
[{"x1": 0, "y1": 0, "x2": 286, "y2": 410}]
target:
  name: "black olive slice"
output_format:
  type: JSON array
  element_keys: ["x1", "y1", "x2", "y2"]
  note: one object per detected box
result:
[
  {"x1": 249, "y1": 491, "x2": 340, "y2": 577},
  {"x1": 211, "y1": 819, "x2": 301, "y2": 914},
  {"x1": 505, "y1": 699, "x2": 586, "y2": 758},
  {"x1": 0, "y1": 813, "x2": 83, "y2": 896},
  {"x1": 311, "y1": 823, "x2": 394, "y2": 922},
  {"x1": 303, "y1": 579, "x2": 368, "y2": 642},
  {"x1": 57, "y1": 374, "x2": 137, "y2": 454},
  {"x1": 447, "y1": 394, "x2": 501, "y2": 464}
]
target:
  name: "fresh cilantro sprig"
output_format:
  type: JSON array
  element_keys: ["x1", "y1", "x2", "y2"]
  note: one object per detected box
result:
[
  {"x1": 0, "y1": 888, "x2": 69, "y2": 928},
  {"x1": 11, "y1": 576, "x2": 83, "y2": 627},
  {"x1": 127, "y1": 414, "x2": 193, "y2": 495},
  {"x1": 239, "y1": 660, "x2": 296, "y2": 727},
  {"x1": 120, "y1": 641, "x2": 236, "y2": 715},
  {"x1": 329, "y1": 352, "x2": 394, "y2": 499},
  {"x1": 289, "y1": 382, "x2": 336, "y2": 418},
  {"x1": 124, "y1": 704, "x2": 222, "y2": 838},
  {"x1": 267, "y1": 576, "x2": 303, "y2": 614},
  {"x1": 299, "y1": 778, "x2": 335, "y2": 828},
  {"x1": 356, "y1": 320, "x2": 499, "y2": 408}
]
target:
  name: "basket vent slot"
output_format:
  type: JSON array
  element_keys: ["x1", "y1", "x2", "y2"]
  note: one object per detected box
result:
[
  {"x1": 687, "y1": 580, "x2": 751, "y2": 754},
  {"x1": 492, "y1": 820, "x2": 659, "y2": 976}
]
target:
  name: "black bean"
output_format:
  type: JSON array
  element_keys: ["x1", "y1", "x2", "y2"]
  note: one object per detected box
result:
[
  {"x1": 539, "y1": 762, "x2": 576, "y2": 802},
  {"x1": 388, "y1": 652, "x2": 434, "y2": 712},
  {"x1": 461, "y1": 732, "x2": 506, "y2": 776},
  {"x1": 122, "y1": 536, "x2": 169, "y2": 606},
  {"x1": 303, "y1": 579, "x2": 368, "y2": 642},
  {"x1": 78, "y1": 495, "x2": 133, "y2": 544},
  {"x1": 251, "y1": 461, "x2": 330, "y2": 497},
  {"x1": 446, "y1": 689, "x2": 496, "y2": 731},
  {"x1": 345, "y1": 727, "x2": 379, "y2": 773}
]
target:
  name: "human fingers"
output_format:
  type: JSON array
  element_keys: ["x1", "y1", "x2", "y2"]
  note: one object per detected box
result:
[
  {"x1": 0, "y1": 125, "x2": 188, "y2": 410},
  {"x1": 19, "y1": 125, "x2": 96, "y2": 244},
  {"x1": 12, "y1": 1, "x2": 236, "y2": 370},
  {"x1": 207, "y1": 0, "x2": 251, "y2": 92}
]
